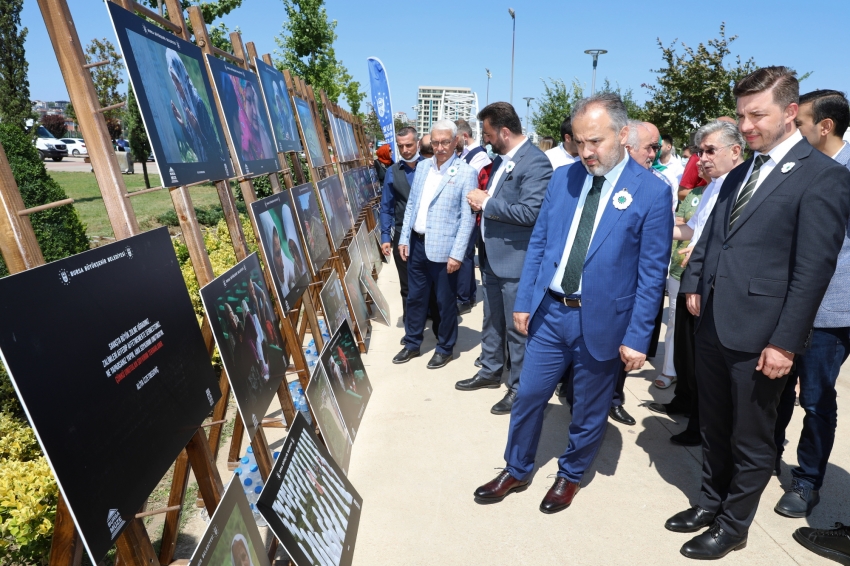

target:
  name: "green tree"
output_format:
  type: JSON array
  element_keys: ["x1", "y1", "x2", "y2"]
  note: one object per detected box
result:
[
  {"x1": 362, "y1": 104, "x2": 383, "y2": 142},
  {"x1": 641, "y1": 23, "x2": 756, "y2": 146},
  {"x1": 67, "y1": 38, "x2": 125, "y2": 141},
  {"x1": 0, "y1": 0, "x2": 33, "y2": 129},
  {"x1": 40, "y1": 114, "x2": 67, "y2": 139},
  {"x1": 125, "y1": 86, "x2": 152, "y2": 188}
]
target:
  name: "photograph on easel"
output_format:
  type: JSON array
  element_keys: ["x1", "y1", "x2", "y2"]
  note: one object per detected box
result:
[
  {"x1": 367, "y1": 166, "x2": 382, "y2": 197},
  {"x1": 290, "y1": 182, "x2": 332, "y2": 275},
  {"x1": 106, "y1": 2, "x2": 231, "y2": 187},
  {"x1": 360, "y1": 266, "x2": 390, "y2": 326},
  {"x1": 200, "y1": 253, "x2": 289, "y2": 441},
  {"x1": 293, "y1": 96, "x2": 326, "y2": 167},
  {"x1": 355, "y1": 167, "x2": 373, "y2": 205},
  {"x1": 317, "y1": 175, "x2": 354, "y2": 250},
  {"x1": 257, "y1": 413, "x2": 362, "y2": 566},
  {"x1": 320, "y1": 270, "x2": 352, "y2": 336},
  {"x1": 206, "y1": 55, "x2": 279, "y2": 177},
  {"x1": 254, "y1": 58, "x2": 302, "y2": 154},
  {"x1": 319, "y1": 320, "x2": 372, "y2": 440},
  {"x1": 344, "y1": 263, "x2": 369, "y2": 340},
  {"x1": 353, "y1": 223, "x2": 373, "y2": 277},
  {"x1": 305, "y1": 364, "x2": 353, "y2": 473},
  {"x1": 188, "y1": 476, "x2": 271, "y2": 566},
  {"x1": 341, "y1": 168, "x2": 363, "y2": 217},
  {"x1": 251, "y1": 193, "x2": 311, "y2": 311},
  {"x1": 0, "y1": 228, "x2": 220, "y2": 563}
]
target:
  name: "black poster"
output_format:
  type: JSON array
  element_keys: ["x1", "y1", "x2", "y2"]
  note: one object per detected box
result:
[
  {"x1": 107, "y1": 2, "x2": 231, "y2": 187},
  {"x1": 188, "y1": 477, "x2": 271, "y2": 566},
  {"x1": 290, "y1": 183, "x2": 332, "y2": 275},
  {"x1": 207, "y1": 55, "x2": 280, "y2": 177},
  {"x1": 318, "y1": 321, "x2": 372, "y2": 441},
  {"x1": 316, "y1": 175, "x2": 354, "y2": 250},
  {"x1": 200, "y1": 253, "x2": 288, "y2": 441},
  {"x1": 257, "y1": 413, "x2": 362, "y2": 566},
  {"x1": 0, "y1": 228, "x2": 220, "y2": 563},
  {"x1": 304, "y1": 364, "x2": 353, "y2": 472},
  {"x1": 251, "y1": 192, "x2": 311, "y2": 311},
  {"x1": 254, "y1": 58, "x2": 302, "y2": 154}
]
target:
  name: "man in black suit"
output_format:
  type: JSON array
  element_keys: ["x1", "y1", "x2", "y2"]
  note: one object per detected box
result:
[{"x1": 667, "y1": 67, "x2": 850, "y2": 560}]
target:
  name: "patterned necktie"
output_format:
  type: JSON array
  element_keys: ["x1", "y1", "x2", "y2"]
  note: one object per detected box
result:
[
  {"x1": 560, "y1": 175, "x2": 606, "y2": 295},
  {"x1": 729, "y1": 154, "x2": 770, "y2": 229}
]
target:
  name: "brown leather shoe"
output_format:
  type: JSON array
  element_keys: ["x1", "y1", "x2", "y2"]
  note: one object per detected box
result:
[
  {"x1": 539, "y1": 477, "x2": 580, "y2": 514},
  {"x1": 473, "y1": 470, "x2": 529, "y2": 503}
]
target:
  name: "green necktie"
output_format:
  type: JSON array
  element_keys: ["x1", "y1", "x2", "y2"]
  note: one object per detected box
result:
[
  {"x1": 560, "y1": 175, "x2": 605, "y2": 295},
  {"x1": 729, "y1": 154, "x2": 770, "y2": 229}
]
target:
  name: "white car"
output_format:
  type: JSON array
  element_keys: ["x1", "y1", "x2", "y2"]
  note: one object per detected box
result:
[{"x1": 61, "y1": 138, "x2": 88, "y2": 156}]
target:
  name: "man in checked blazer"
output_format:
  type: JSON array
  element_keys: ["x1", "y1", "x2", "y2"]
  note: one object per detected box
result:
[
  {"x1": 393, "y1": 119, "x2": 477, "y2": 370},
  {"x1": 456, "y1": 102, "x2": 553, "y2": 415},
  {"x1": 667, "y1": 67, "x2": 850, "y2": 560}
]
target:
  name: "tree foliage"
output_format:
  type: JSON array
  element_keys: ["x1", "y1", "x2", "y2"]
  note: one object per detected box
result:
[
  {"x1": 0, "y1": 0, "x2": 33, "y2": 129},
  {"x1": 641, "y1": 24, "x2": 756, "y2": 146},
  {"x1": 361, "y1": 104, "x2": 383, "y2": 142},
  {"x1": 125, "y1": 86, "x2": 152, "y2": 188},
  {"x1": 39, "y1": 115, "x2": 67, "y2": 139},
  {"x1": 67, "y1": 39, "x2": 126, "y2": 141}
]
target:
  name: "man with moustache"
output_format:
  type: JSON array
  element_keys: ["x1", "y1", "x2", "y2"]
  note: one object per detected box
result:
[
  {"x1": 667, "y1": 67, "x2": 850, "y2": 559},
  {"x1": 473, "y1": 94, "x2": 672, "y2": 511}
]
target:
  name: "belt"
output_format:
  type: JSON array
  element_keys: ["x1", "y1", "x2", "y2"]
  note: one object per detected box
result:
[
  {"x1": 548, "y1": 289, "x2": 581, "y2": 308},
  {"x1": 412, "y1": 231, "x2": 425, "y2": 241}
]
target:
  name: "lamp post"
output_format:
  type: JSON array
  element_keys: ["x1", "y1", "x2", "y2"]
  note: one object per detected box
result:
[
  {"x1": 485, "y1": 68, "x2": 492, "y2": 106},
  {"x1": 584, "y1": 49, "x2": 607, "y2": 95},
  {"x1": 523, "y1": 96, "x2": 534, "y2": 136},
  {"x1": 508, "y1": 8, "x2": 515, "y2": 106}
]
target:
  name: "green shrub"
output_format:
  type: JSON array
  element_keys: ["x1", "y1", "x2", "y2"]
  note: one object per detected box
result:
[
  {"x1": 0, "y1": 123, "x2": 89, "y2": 278},
  {"x1": 0, "y1": 364, "x2": 22, "y2": 420},
  {"x1": 0, "y1": 413, "x2": 39, "y2": 461},
  {"x1": 156, "y1": 202, "x2": 245, "y2": 229}
]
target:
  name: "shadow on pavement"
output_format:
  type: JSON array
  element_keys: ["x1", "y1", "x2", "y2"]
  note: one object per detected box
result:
[{"x1": 635, "y1": 416, "x2": 702, "y2": 504}]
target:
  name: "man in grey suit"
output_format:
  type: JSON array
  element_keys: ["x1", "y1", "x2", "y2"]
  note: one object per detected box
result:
[
  {"x1": 667, "y1": 67, "x2": 850, "y2": 560},
  {"x1": 455, "y1": 102, "x2": 553, "y2": 414}
]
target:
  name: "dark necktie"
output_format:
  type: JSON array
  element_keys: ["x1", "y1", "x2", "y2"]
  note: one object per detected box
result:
[
  {"x1": 729, "y1": 154, "x2": 770, "y2": 228},
  {"x1": 560, "y1": 175, "x2": 606, "y2": 295},
  {"x1": 489, "y1": 156, "x2": 503, "y2": 192}
]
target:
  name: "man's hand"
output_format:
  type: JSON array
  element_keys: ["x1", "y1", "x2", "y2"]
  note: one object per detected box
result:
[
  {"x1": 381, "y1": 242, "x2": 392, "y2": 256},
  {"x1": 678, "y1": 246, "x2": 693, "y2": 267},
  {"x1": 513, "y1": 312, "x2": 530, "y2": 336},
  {"x1": 398, "y1": 245, "x2": 408, "y2": 261},
  {"x1": 620, "y1": 345, "x2": 647, "y2": 372},
  {"x1": 447, "y1": 258, "x2": 461, "y2": 273},
  {"x1": 467, "y1": 189, "x2": 488, "y2": 212},
  {"x1": 686, "y1": 293, "x2": 701, "y2": 316},
  {"x1": 756, "y1": 344, "x2": 794, "y2": 379}
]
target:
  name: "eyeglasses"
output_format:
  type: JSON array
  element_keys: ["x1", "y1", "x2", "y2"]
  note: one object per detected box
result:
[
  {"x1": 647, "y1": 144, "x2": 661, "y2": 152},
  {"x1": 431, "y1": 139, "x2": 453, "y2": 148},
  {"x1": 697, "y1": 144, "x2": 734, "y2": 157}
]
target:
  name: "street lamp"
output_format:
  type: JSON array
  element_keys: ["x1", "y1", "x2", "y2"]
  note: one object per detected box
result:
[
  {"x1": 508, "y1": 8, "x2": 515, "y2": 106},
  {"x1": 523, "y1": 96, "x2": 534, "y2": 135},
  {"x1": 584, "y1": 49, "x2": 607, "y2": 95},
  {"x1": 485, "y1": 68, "x2": 492, "y2": 106}
]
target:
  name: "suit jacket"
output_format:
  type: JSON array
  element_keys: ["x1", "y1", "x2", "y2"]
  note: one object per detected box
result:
[
  {"x1": 399, "y1": 156, "x2": 476, "y2": 263},
  {"x1": 680, "y1": 138, "x2": 850, "y2": 353},
  {"x1": 515, "y1": 157, "x2": 674, "y2": 361},
  {"x1": 481, "y1": 141, "x2": 553, "y2": 278}
]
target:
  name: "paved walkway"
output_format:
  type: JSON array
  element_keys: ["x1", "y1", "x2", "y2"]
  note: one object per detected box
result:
[{"x1": 346, "y1": 259, "x2": 847, "y2": 565}]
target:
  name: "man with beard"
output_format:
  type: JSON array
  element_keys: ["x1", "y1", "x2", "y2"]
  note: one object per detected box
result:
[{"x1": 473, "y1": 94, "x2": 672, "y2": 512}]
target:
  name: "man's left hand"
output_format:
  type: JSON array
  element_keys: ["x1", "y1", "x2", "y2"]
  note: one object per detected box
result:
[
  {"x1": 755, "y1": 344, "x2": 794, "y2": 379},
  {"x1": 447, "y1": 258, "x2": 461, "y2": 273},
  {"x1": 467, "y1": 190, "x2": 487, "y2": 211},
  {"x1": 619, "y1": 345, "x2": 647, "y2": 372}
]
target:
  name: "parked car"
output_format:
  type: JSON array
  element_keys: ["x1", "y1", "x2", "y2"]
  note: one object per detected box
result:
[
  {"x1": 61, "y1": 138, "x2": 88, "y2": 156},
  {"x1": 34, "y1": 126, "x2": 68, "y2": 162}
]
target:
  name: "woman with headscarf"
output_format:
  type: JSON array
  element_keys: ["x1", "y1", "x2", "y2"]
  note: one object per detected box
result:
[
  {"x1": 260, "y1": 211, "x2": 296, "y2": 298},
  {"x1": 235, "y1": 80, "x2": 274, "y2": 161},
  {"x1": 373, "y1": 144, "x2": 392, "y2": 184},
  {"x1": 281, "y1": 204, "x2": 308, "y2": 280},
  {"x1": 166, "y1": 49, "x2": 220, "y2": 163},
  {"x1": 230, "y1": 534, "x2": 255, "y2": 566}
]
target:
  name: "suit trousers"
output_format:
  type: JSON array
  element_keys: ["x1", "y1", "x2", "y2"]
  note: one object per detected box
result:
[
  {"x1": 673, "y1": 293, "x2": 699, "y2": 433},
  {"x1": 479, "y1": 249, "x2": 525, "y2": 391},
  {"x1": 402, "y1": 232, "x2": 458, "y2": 356},
  {"x1": 456, "y1": 224, "x2": 479, "y2": 304},
  {"x1": 393, "y1": 230, "x2": 440, "y2": 333},
  {"x1": 505, "y1": 293, "x2": 621, "y2": 482},
  {"x1": 695, "y1": 293, "x2": 788, "y2": 537}
]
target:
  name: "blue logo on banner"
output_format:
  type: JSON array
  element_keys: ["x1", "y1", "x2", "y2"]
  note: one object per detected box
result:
[{"x1": 367, "y1": 57, "x2": 396, "y2": 162}]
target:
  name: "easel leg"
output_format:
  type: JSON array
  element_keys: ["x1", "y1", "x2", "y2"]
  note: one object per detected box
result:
[
  {"x1": 115, "y1": 518, "x2": 160, "y2": 566},
  {"x1": 157, "y1": 449, "x2": 190, "y2": 565}
]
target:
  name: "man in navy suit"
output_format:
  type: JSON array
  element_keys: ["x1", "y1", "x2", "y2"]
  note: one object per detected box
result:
[{"x1": 473, "y1": 94, "x2": 673, "y2": 513}]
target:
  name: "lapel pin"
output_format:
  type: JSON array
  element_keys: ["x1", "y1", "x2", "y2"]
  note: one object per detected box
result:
[
  {"x1": 781, "y1": 162, "x2": 795, "y2": 174},
  {"x1": 505, "y1": 161, "x2": 516, "y2": 173},
  {"x1": 613, "y1": 188, "x2": 632, "y2": 210}
]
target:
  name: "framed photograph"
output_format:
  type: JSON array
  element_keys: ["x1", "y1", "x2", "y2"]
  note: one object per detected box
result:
[
  {"x1": 188, "y1": 476, "x2": 270, "y2": 566},
  {"x1": 343, "y1": 264, "x2": 370, "y2": 343},
  {"x1": 251, "y1": 193, "x2": 310, "y2": 311},
  {"x1": 107, "y1": 2, "x2": 231, "y2": 187},
  {"x1": 320, "y1": 270, "x2": 352, "y2": 336},
  {"x1": 293, "y1": 96, "x2": 326, "y2": 168},
  {"x1": 257, "y1": 413, "x2": 362, "y2": 566},
  {"x1": 290, "y1": 182, "x2": 332, "y2": 275},
  {"x1": 341, "y1": 168, "x2": 362, "y2": 217},
  {"x1": 304, "y1": 364, "x2": 353, "y2": 472},
  {"x1": 355, "y1": 167, "x2": 372, "y2": 205},
  {"x1": 0, "y1": 228, "x2": 220, "y2": 563},
  {"x1": 200, "y1": 254, "x2": 288, "y2": 441},
  {"x1": 254, "y1": 58, "x2": 302, "y2": 154},
  {"x1": 359, "y1": 268, "x2": 390, "y2": 326},
  {"x1": 316, "y1": 175, "x2": 353, "y2": 250},
  {"x1": 318, "y1": 320, "x2": 372, "y2": 441},
  {"x1": 206, "y1": 55, "x2": 279, "y2": 176}
]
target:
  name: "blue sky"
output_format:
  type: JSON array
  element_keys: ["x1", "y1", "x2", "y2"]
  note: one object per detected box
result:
[{"x1": 21, "y1": 0, "x2": 850, "y2": 126}]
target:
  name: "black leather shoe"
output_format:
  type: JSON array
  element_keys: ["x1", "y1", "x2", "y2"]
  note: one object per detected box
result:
[
  {"x1": 539, "y1": 477, "x2": 580, "y2": 514},
  {"x1": 665, "y1": 506, "x2": 717, "y2": 533},
  {"x1": 671, "y1": 430, "x2": 702, "y2": 446},
  {"x1": 775, "y1": 481, "x2": 820, "y2": 518},
  {"x1": 681, "y1": 523, "x2": 747, "y2": 559},
  {"x1": 392, "y1": 348, "x2": 420, "y2": 364},
  {"x1": 647, "y1": 401, "x2": 690, "y2": 417},
  {"x1": 455, "y1": 374, "x2": 501, "y2": 391},
  {"x1": 474, "y1": 470, "x2": 529, "y2": 503},
  {"x1": 457, "y1": 301, "x2": 474, "y2": 315},
  {"x1": 400, "y1": 337, "x2": 405, "y2": 345},
  {"x1": 609, "y1": 405, "x2": 636, "y2": 425},
  {"x1": 491, "y1": 389, "x2": 517, "y2": 415},
  {"x1": 793, "y1": 522, "x2": 850, "y2": 565},
  {"x1": 474, "y1": 356, "x2": 482, "y2": 368},
  {"x1": 426, "y1": 352, "x2": 453, "y2": 369}
]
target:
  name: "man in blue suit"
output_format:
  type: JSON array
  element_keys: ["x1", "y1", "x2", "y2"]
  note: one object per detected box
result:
[{"x1": 474, "y1": 94, "x2": 673, "y2": 513}]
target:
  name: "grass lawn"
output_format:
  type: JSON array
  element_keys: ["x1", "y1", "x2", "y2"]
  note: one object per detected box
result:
[{"x1": 50, "y1": 171, "x2": 225, "y2": 240}]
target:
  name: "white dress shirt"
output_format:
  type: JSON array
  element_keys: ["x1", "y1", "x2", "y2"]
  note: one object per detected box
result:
[
  {"x1": 549, "y1": 154, "x2": 630, "y2": 294},
  {"x1": 413, "y1": 154, "x2": 457, "y2": 234},
  {"x1": 461, "y1": 140, "x2": 492, "y2": 173},
  {"x1": 545, "y1": 143, "x2": 577, "y2": 170},
  {"x1": 481, "y1": 137, "x2": 528, "y2": 236},
  {"x1": 686, "y1": 173, "x2": 726, "y2": 247},
  {"x1": 737, "y1": 129, "x2": 803, "y2": 198}
]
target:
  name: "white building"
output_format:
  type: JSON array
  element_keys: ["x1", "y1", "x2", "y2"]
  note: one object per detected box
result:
[
  {"x1": 415, "y1": 86, "x2": 481, "y2": 140},
  {"x1": 393, "y1": 111, "x2": 409, "y2": 125}
]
